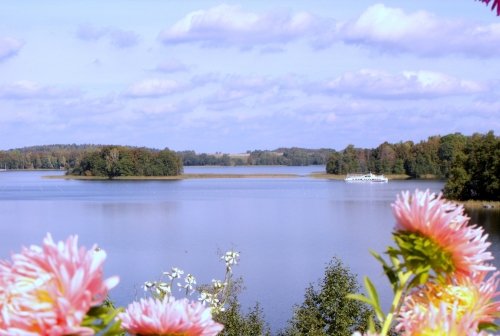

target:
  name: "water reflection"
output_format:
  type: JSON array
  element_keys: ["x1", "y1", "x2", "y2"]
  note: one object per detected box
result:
[{"x1": 467, "y1": 208, "x2": 500, "y2": 269}]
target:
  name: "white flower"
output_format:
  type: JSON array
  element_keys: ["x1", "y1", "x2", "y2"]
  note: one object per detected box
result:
[
  {"x1": 157, "y1": 282, "x2": 171, "y2": 294},
  {"x1": 212, "y1": 279, "x2": 225, "y2": 290},
  {"x1": 198, "y1": 291, "x2": 212, "y2": 305},
  {"x1": 164, "y1": 267, "x2": 184, "y2": 280},
  {"x1": 177, "y1": 273, "x2": 196, "y2": 293},
  {"x1": 222, "y1": 251, "x2": 240, "y2": 268},
  {"x1": 142, "y1": 281, "x2": 154, "y2": 291},
  {"x1": 184, "y1": 274, "x2": 196, "y2": 289}
]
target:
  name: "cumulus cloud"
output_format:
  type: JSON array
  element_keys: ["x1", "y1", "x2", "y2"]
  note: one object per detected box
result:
[
  {"x1": 0, "y1": 81, "x2": 80, "y2": 99},
  {"x1": 158, "y1": 4, "x2": 324, "y2": 48},
  {"x1": 0, "y1": 37, "x2": 23, "y2": 61},
  {"x1": 336, "y1": 3, "x2": 500, "y2": 57},
  {"x1": 76, "y1": 24, "x2": 140, "y2": 48},
  {"x1": 124, "y1": 79, "x2": 185, "y2": 98},
  {"x1": 321, "y1": 69, "x2": 486, "y2": 99}
]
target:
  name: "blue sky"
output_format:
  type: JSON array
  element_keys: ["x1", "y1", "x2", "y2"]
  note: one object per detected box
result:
[{"x1": 0, "y1": 1, "x2": 499, "y2": 152}]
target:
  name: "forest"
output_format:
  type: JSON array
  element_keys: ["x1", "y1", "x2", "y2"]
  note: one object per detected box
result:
[
  {"x1": 0, "y1": 146, "x2": 333, "y2": 169},
  {"x1": 326, "y1": 131, "x2": 499, "y2": 201}
]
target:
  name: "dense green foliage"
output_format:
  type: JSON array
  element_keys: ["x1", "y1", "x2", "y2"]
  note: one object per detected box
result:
[
  {"x1": 1, "y1": 146, "x2": 333, "y2": 169},
  {"x1": 443, "y1": 131, "x2": 499, "y2": 201},
  {"x1": 68, "y1": 146, "x2": 182, "y2": 178},
  {"x1": 0, "y1": 144, "x2": 99, "y2": 170},
  {"x1": 326, "y1": 135, "x2": 450, "y2": 178},
  {"x1": 214, "y1": 280, "x2": 271, "y2": 336},
  {"x1": 280, "y1": 257, "x2": 373, "y2": 336}
]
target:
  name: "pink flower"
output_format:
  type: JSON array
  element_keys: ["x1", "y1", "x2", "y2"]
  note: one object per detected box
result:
[
  {"x1": 0, "y1": 234, "x2": 119, "y2": 335},
  {"x1": 119, "y1": 297, "x2": 224, "y2": 336},
  {"x1": 477, "y1": 0, "x2": 500, "y2": 16},
  {"x1": 392, "y1": 189, "x2": 494, "y2": 278},
  {"x1": 398, "y1": 303, "x2": 489, "y2": 336},
  {"x1": 397, "y1": 273, "x2": 500, "y2": 335}
]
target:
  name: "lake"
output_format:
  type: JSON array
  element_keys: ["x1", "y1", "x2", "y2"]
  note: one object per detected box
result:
[{"x1": 0, "y1": 167, "x2": 498, "y2": 333}]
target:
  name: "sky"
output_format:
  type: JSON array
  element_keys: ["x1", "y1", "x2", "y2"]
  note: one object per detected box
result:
[{"x1": 0, "y1": 1, "x2": 499, "y2": 153}]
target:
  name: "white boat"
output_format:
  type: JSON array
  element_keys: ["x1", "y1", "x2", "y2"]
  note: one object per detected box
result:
[{"x1": 345, "y1": 172, "x2": 388, "y2": 183}]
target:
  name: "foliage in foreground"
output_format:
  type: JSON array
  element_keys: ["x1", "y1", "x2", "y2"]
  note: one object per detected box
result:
[
  {"x1": 214, "y1": 279, "x2": 271, "y2": 336},
  {"x1": 351, "y1": 190, "x2": 499, "y2": 335},
  {"x1": 281, "y1": 257, "x2": 373, "y2": 336}
]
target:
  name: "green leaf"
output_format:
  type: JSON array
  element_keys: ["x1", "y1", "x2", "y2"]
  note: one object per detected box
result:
[
  {"x1": 478, "y1": 321, "x2": 499, "y2": 332},
  {"x1": 81, "y1": 301, "x2": 124, "y2": 335},
  {"x1": 367, "y1": 315, "x2": 377, "y2": 333},
  {"x1": 364, "y1": 277, "x2": 380, "y2": 307},
  {"x1": 363, "y1": 277, "x2": 384, "y2": 323},
  {"x1": 346, "y1": 293, "x2": 372, "y2": 306}
]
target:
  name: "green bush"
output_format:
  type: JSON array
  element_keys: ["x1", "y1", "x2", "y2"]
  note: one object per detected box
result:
[
  {"x1": 280, "y1": 257, "x2": 373, "y2": 336},
  {"x1": 214, "y1": 279, "x2": 271, "y2": 336}
]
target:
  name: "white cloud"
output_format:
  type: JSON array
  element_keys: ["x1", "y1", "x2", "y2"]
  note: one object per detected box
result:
[
  {"x1": 124, "y1": 79, "x2": 185, "y2": 98},
  {"x1": 322, "y1": 69, "x2": 485, "y2": 99},
  {"x1": 76, "y1": 24, "x2": 140, "y2": 48},
  {"x1": 157, "y1": 4, "x2": 500, "y2": 57},
  {"x1": 158, "y1": 4, "x2": 323, "y2": 48},
  {"x1": 0, "y1": 37, "x2": 23, "y2": 61},
  {"x1": 0, "y1": 81, "x2": 79, "y2": 99},
  {"x1": 336, "y1": 3, "x2": 500, "y2": 57}
]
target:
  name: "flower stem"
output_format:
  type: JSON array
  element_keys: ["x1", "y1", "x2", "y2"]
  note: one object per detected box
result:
[{"x1": 380, "y1": 271, "x2": 412, "y2": 336}]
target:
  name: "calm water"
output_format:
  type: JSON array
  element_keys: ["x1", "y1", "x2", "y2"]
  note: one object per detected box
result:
[{"x1": 0, "y1": 167, "x2": 498, "y2": 332}]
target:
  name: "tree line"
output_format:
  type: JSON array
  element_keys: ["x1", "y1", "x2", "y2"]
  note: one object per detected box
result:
[
  {"x1": 326, "y1": 131, "x2": 499, "y2": 201},
  {"x1": 178, "y1": 148, "x2": 334, "y2": 166},
  {"x1": 0, "y1": 145, "x2": 334, "y2": 170}
]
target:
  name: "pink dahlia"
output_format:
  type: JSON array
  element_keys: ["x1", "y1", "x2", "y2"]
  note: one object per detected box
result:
[
  {"x1": 119, "y1": 297, "x2": 224, "y2": 336},
  {"x1": 0, "y1": 234, "x2": 119, "y2": 335},
  {"x1": 398, "y1": 303, "x2": 489, "y2": 336},
  {"x1": 397, "y1": 274, "x2": 500, "y2": 335},
  {"x1": 392, "y1": 189, "x2": 494, "y2": 278}
]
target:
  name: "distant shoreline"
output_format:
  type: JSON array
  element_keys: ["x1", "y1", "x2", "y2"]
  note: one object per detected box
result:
[
  {"x1": 43, "y1": 173, "x2": 300, "y2": 180},
  {"x1": 43, "y1": 172, "x2": 418, "y2": 181}
]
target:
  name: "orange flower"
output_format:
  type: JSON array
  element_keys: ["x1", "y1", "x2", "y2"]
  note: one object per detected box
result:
[
  {"x1": 397, "y1": 273, "x2": 500, "y2": 335},
  {"x1": 392, "y1": 189, "x2": 494, "y2": 278},
  {"x1": 119, "y1": 297, "x2": 223, "y2": 336},
  {"x1": 0, "y1": 234, "x2": 118, "y2": 335}
]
